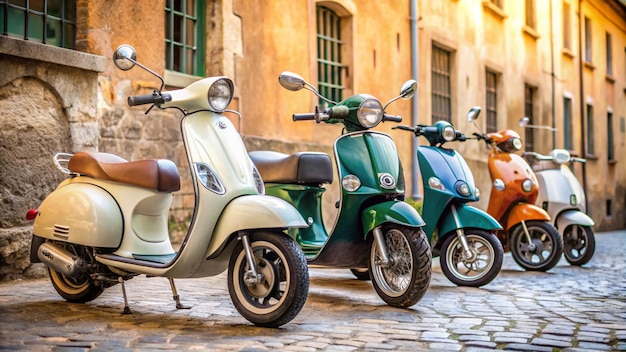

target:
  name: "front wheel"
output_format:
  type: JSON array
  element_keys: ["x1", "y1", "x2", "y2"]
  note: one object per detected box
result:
[
  {"x1": 228, "y1": 231, "x2": 309, "y2": 328},
  {"x1": 440, "y1": 229, "x2": 503, "y2": 287},
  {"x1": 369, "y1": 226, "x2": 432, "y2": 308},
  {"x1": 510, "y1": 221, "x2": 563, "y2": 271},
  {"x1": 563, "y1": 225, "x2": 595, "y2": 266}
]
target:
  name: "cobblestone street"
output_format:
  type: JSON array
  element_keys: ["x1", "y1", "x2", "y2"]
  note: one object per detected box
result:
[{"x1": 0, "y1": 231, "x2": 624, "y2": 351}]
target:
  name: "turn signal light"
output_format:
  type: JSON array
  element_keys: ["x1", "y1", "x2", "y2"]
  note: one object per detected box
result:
[{"x1": 26, "y1": 209, "x2": 38, "y2": 220}]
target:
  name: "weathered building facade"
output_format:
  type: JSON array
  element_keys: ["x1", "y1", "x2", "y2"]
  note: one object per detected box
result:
[{"x1": 1, "y1": 0, "x2": 625, "y2": 279}]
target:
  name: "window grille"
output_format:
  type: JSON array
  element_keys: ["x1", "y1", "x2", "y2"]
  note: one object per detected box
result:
[
  {"x1": 486, "y1": 70, "x2": 498, "y2": 133},
  {"x1": 316, "y1": 6, "x2": 344, "y2": 104},
  {"x1": 563, "y1": 97, "x2": 573, "y2": 150},
  {"x1": 0, "y1": 0, "x2": 76, "y2": 49},
  {"x1": 431, "y1": 45, "x2": 452, "y2": 123},
  {"x1": 165, "y1": 0, "x2": 205, "y2": 76},
  {"x1": 524, "y1": 84, "x2": 535, "y2": 151}
]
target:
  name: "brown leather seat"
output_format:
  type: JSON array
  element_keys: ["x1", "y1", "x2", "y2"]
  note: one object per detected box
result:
[
  {"x1": 249, "y1": 151, "x2": 333, "y2": 184},
  {"x1": 67, "y1": 152, "x2": 180, "y2": 192}
]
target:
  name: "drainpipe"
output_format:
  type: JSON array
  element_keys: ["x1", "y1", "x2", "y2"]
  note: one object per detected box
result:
[
  {"x1": 577, "y1": 0, "x2": 588, "y2": 209},
  {"x1": 410, "y1": 0, "x2": 421, "y2": 200},
  {"x1": 549, "y1": 0, "x2": 556, "y2": 149}
]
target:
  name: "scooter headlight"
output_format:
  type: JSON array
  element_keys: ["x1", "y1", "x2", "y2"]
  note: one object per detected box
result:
[
  {"x1": 342, "y1": 174, "x2": 361, "y2": 192},
  {"x1": 521, "y1": 178, "x2": 533, "y2": 193},
  {"x1": 207, "y1": 78, "x2": 234, "y2": 112},
  {"x1": 456, "y1": 181, "x2": 471, "y2": 196},
  {"x1": 442, "y1": 125, "x2": 456, "y2": 142},
  {"x1": 493, "y1": 179, "x2": 505, "y2": 191},
  {"x1": 252, "y1": 166, "x2": 265, "y2": 194},
  {"x1": 428, "y1": 177, "x2": 446, "y2": 191},
  {"x1": 512, "y1": 137, "x2": 523, "y2": 150},
  {"x1": 195, "y1": 162, "x2": 226, "y2": 194},
  {"x1": 357, "y1": 99, "x2": 384, "y2": 128}
]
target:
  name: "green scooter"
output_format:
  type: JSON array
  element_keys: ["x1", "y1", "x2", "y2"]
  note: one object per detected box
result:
[
  {"x1": 250, "y1": 72, "x2": 431, "y2": 308},
  {"x1": 394, "y1": 108, "x2": 504, "y2": 287}
]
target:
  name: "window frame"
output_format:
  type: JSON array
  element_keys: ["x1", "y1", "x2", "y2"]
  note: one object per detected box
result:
[
  {"x1": 563, "y1": 2, "x2": 571, "y2": 51},
  {"x1": 485, "y1": 69, "x2": 498, "y2": 133},
  {"x1": 584, "y1": 16, "x2": 592, "y2": 63},
  {"x1": 316, "y1": 5, "x2": 344, "y2": 104},
  {"x1": 164, "y1": 0, "x2": 206, "y2": 77},
  {"x1": 431, "y1": 44, "x2": 452, "y2": 123},
  {"x1": 585, "y1": 103, "x2": 595, "y2": 156},
  {"x1": 606, "y1": 32, "x2": 613, "y2": 77},
  {"x1": 563, "y1": 96, "x2": 573, "y2": 150},
  {"x1": 524, "y1": 84, "x2": 535, "y2": 151},
  {"x1": 607, "y1": 109, "x2": 615, "y2": 162},
  {"x1": 525, "y1": 0, "x2": 536, "y2": 29}
]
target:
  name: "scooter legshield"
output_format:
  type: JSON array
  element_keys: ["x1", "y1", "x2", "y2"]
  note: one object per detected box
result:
[
  {"x1": 505, "y1": 203, "x2": 551, "y2": 231},
  {"x1": 33, "y1": 181, "x2": 123, "y2": 247},
  {"x1": 437, "y1": 204, "x2": 502, "y2": 237},
  {"x1": 361, "y1": 200, "x2": 425, "y2": 236},
  {"x1": 556, "y1": 209, "x2": 595, "y2": 230}
]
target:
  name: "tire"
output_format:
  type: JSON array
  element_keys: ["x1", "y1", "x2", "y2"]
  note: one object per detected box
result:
[
  {"x1": 510, "y1": 220, "x2": 563, "y2": 271},
  {"x1": 369, "y1": 225, "x2": 431, "y2": 308},
  {"x1": 49, "y1": 268, "x2": 104, "y2": 303},
  {"x1": 562, "y1": 225, "x2": 595, "y2": 266},
  {"x1": 350, "y1": 268, "x2": 371, "y2": 281},
  {"x1": 228, "y1": 230, "x2": 309, "y2": 328},
  {"x1": 440, "y1": 229, "x2": 503, "y2": 287}
]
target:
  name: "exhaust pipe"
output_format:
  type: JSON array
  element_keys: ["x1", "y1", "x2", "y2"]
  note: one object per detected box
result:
[{"x1": 37, "y1": 242, "x2": 88, "y2": 277}]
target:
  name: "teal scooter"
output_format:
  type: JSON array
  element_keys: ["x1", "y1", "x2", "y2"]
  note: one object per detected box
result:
[
  {"x1": 250, "y1": 72, "x2": 431, "y2": 308},
  {"x1": 394, "y1": 107, "x2": 504, "y2": 287}
]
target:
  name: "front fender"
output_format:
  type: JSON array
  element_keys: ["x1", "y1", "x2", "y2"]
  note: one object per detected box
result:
[
  {"x1": 361, "y1": 201, "x2": 425, "y2": 235},
  {"x1": 438, "y1": 205, "x2": 502, "y2": 237},
  {"x1": 506, "y1": 203, "x2": 550, "y2": 231},
  {"x1": 556, "y1": 210, "x2": 595, "y2": 229},
  {"x1": 207, "y1": 195, "x2": 307, "y2": 256}
]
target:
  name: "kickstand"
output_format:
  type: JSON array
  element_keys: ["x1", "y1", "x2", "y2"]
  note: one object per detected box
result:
[
  {"x1": 119, "y1": 276, "x2": 132, "y2": 314},
  {"x1": 169, "y1": 278, "x2": 190, "y2": 310}
]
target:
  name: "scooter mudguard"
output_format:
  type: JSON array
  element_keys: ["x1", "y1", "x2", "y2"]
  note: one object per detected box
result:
[
  {"x1": 437, "y1": 205, "x2": 502, "y2": 237},
  {"x1": 207, "y1": 194, "x2": 308, "y2": 256},
  {"x1": 361, "y1": 200, "x2": 425, "y2": 236},
  {"x1": 33, "y1": 181, "x2": 123, "y2": 248},
  {"x1": 556, "y1": 210, "x2": 595, "y2": 230},
  {"x1": 505, "y1": 203, "x2": 550, "y2": 231}
]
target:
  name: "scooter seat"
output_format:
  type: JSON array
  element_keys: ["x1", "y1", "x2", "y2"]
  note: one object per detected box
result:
[
  {"x1": 249, "y1": 151, "x2": 333, "y2": 184},
  {"x1": 67, "y1": 152, "x2": 181, "y2": 192}
]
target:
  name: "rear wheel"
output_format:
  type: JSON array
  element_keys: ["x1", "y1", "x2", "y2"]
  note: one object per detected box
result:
[
  {"x1": 47, "y1": 242, "x2": 104, "y2": 303},
  {"x1": 563, "y1": 225, "x2": 595, "y2": 266},
  {"x1": 440, "y1": 230, "x2": 503, "y2": 287},
  {"x1": 228, "y1": 231, "x2": 309, "y2": 328},
  {"x1": 369, "y1": 225, "x2": 431, "y2": 308},
  {"x1": 510, "y1": 221, "x2": 563, "y2": 271},
  {"x1": 349, "y1": 268, "x2": 370, "y2": 281}
]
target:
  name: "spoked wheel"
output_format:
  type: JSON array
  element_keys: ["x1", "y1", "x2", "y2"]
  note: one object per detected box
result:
[
  {"x1": 369, "y1": 225, "x2": 431, "y2": 308},
  {"x1": 47, "y1": 242, "x2": 104, "y2": 303},
  {"x1": 563, "y1": 225, "x2": 595, "y2": 266},
  {"x1": 510, "y1": 220, "x2": 563, "y2": 271},
  {"x1": 228, "y1": 231, "x2": 309, "y2": 328},
  {"x1": 349, "y1": 268, "x2": 370, "y2": 281},
  {"x1": 440, "y1": 229, "x2": 503, "y2": 287}
]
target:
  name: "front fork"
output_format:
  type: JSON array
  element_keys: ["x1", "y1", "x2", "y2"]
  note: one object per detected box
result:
[
  {"x1": 238, "y1": 231, "x2": 262, "y2": 286},
  {"x1": 373, "y1": 226, "x2": 391, "y2": 267},
  {"x1": 519, "y1": 220, "x2": 536, "y2": 251},
  {"x1": 450, "y1": 205, "x2": 476, "y2": 261}
]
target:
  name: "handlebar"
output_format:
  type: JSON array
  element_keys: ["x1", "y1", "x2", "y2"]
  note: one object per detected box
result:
[
  {"x1": 127, "y1": 92, "x2": 171, "y2": 107},
  {"x1": 292, "y1": 113, "x2": 316, "y2": 121},
  {"x1": 383, "y1": 114, "x2": 402, "y2": 123}
]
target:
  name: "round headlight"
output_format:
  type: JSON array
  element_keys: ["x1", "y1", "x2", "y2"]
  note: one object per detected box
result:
[
  {"x1": 456, "y1": 182, "x2": 471, "y2": 196},
  {"x1": 357, "y1": 99, "x2": 384, "y2": 128},
  {"x1": 493, "y1": 179, "x2": 505, "y2": 191},
  {"x1": 428, "y1": 177, "x2": 445, "y2": 191},
  {"x1": 522, "y1": 178, "x2": 533, "y2": 193},
  {"x1": 512, "y1": 137, "x2": 523, "y2": 151},
  {"x1": 207, "y1": 78, "x2": 234, "y2": 112},
  {"x1": 342, "y1": 174, "x2": 361, "y2": 192},
  {"x1": 442, "y1": 126, "x2": 456, "y2": 142}
]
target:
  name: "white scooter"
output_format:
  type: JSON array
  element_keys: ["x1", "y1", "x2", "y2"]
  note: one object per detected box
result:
[
  {"x1": 520, "y1": 117, "x2": 595, "y2": 266},
  {"x1": 25, "y1": 44, "x2": 310, "y2": 328}
]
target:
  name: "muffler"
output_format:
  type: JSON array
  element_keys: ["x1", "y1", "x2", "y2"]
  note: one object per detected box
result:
[{"x1": 37, "y1": 242, "x2": 88, "y2": 277}]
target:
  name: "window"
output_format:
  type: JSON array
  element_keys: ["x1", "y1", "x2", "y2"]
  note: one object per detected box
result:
[
  {"x1": 486, "y1": 70, "x2": 498, "y2": 132},
  {"x1": 0, "y1": 0, "x2": 76, "y2": 49},
  {"x1": 606, "y1": 32, "x2": 613, "y2": 76},
  {"x1": 317, "y1": 6, "x2": 344, "y2": 103},
  {"x1": 525, "y1": 0, "x2": 535, "y2": 29},
  {"x1": 563, "y1": 2, "x2": 571, "y2": 50},
  {"x1": 524, "y1": 84, "x2": 535, "y2": 151},
  {"x1": 586, "y1": 103, "x2": 594, "y2": 155},
  {"x1": 490, "y1": 0, "x2": 503, "y2": 8},
  {"x1": 432, "y1": 45, "x2": 452, "y2": 123},
  {"x1": 563, "y1": 96, "x2": 573, "y2": 150},
  {"x1": 608, "y1": 110, "x2": 614, "y2": 161},
  {"x1": 584, "y1": 16, "x2": 592, "y2": 63},
  {"x1": 165, "y1": 0, "x2": 205, "y2": 76}
]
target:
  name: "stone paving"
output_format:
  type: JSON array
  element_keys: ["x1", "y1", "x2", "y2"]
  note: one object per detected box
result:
[{"x1": 0, "y1": 230, "x2": 624, "y2": 351}]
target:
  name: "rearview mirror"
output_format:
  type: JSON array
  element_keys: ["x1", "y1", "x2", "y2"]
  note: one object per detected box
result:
[
  {"x1": 113, "y1": 44, "x2": 137, "y2": 71},
  {"x1": 399, "y1": 80, "x2": 417, "y2": 100},
  {"x1": 278, "y1": 71, "x2": 306, "y2": 91},
  {"x1": 466, "y1": 106, "x2": 481, "y2": 122}
]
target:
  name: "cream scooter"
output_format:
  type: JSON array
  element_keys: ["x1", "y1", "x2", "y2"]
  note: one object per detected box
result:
[{"x1": 25, "y1": 45, "x2": 309, "y2": 328}]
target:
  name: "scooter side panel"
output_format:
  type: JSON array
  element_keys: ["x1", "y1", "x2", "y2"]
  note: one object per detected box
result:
[
  {"x1": 437, "y1": 205, "x2": 502, "y2": 237},
  {"x1": 33, "y1": 181, "x2": 123, "y2": 248},
  {"x1": 556, "y1": 210, "x2": 595, "y2": 230},
  {"x1": 361, "y1": 201, "x2": 425, "y2": 234},
  {"x1": 505, "y1": 203, "x2": 550, "y2": 231}
]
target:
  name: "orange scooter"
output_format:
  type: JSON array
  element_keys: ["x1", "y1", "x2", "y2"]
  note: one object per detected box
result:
[{"x1": 472, "y1": 128, "x2": 563, "y2": 271}]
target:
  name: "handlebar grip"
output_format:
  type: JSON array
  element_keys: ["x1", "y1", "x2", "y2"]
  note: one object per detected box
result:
[
  {"x1": 127, "y1": 93, "x2": 163, "y2": 107},
  {"x1": 383, "y1": 114, "x2": 402, "y2": 122},
  {"x1": 393, "y1": 125, "x2": 416, "y2": 132},
  {"x1": 292, "y1": 113, "x2": 316, "y2": 121}
]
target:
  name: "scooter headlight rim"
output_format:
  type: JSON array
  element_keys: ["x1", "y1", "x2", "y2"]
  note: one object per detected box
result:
[
  {"x1": 442, "y1": 126, "x2": 456, "y2": 142},
  {"x1": 207, "y1": 78, "x2": 234, "y2": 112},
  {"x1": 342, "y1": 174, "x2": 361, "y2": 192},
  {"x1": 521, "y1": 178, "x2": 533, "y2": 193},
  {"x1": 357, "y1": 99, "x2": 384, "y2": 128}
]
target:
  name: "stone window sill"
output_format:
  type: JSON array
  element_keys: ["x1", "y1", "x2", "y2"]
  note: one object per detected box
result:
[
  {"x1": 482, "y1": 1, "x2": 507, "y2": 20},
  {"x1": 523, "y1": 25, "x2": 539, "y2": 40}
]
